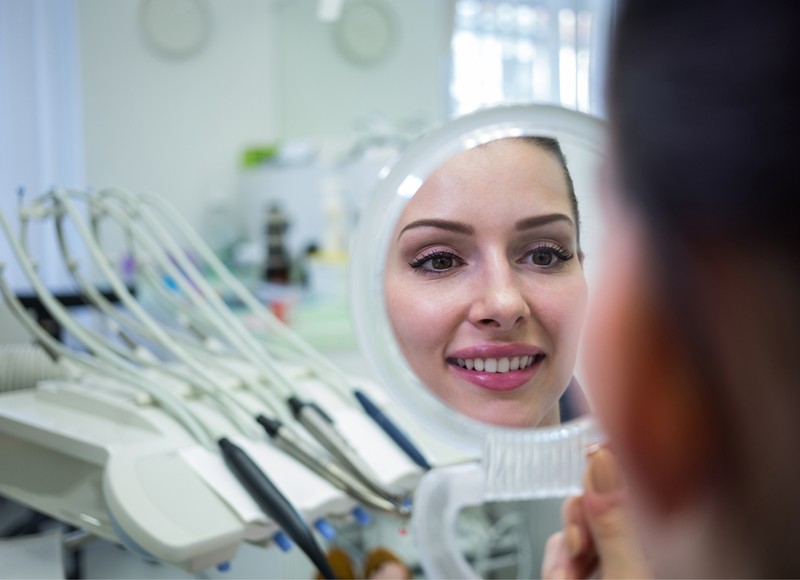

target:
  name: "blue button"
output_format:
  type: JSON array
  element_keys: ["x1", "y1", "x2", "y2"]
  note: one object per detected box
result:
[
  {"x1": 273, "y1": 531, "x2": 293, "y2": 552},
  {"x1": 314, "y1": 518, "x2": 336, "y2": 540},
  {"x1": 352, "y1": 506, "x2": 371, "y2": 526}
]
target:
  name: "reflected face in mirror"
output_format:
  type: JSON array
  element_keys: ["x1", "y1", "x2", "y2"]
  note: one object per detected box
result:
[{"x1": 384, "y1": 137, "x2": 588, "y2": 428}]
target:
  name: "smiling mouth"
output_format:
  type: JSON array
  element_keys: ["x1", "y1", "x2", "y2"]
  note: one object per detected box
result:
[{"x1": 448, "y1": 354, "x2": 544, "y2": 373}]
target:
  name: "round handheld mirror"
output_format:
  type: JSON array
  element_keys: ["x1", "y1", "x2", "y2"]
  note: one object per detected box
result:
[{"x1": 350, "y1": 103, "x2": 608, "y2": 577}]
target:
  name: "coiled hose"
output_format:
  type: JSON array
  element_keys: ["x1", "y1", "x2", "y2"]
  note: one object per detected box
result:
[{"x1": 0, "y1": 343, "x2": 66, "y2": 394}]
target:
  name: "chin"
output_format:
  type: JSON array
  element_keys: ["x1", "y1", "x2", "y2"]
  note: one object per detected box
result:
[{"x1": 467, "y1": 409, "x2": 538, "y2": 429}]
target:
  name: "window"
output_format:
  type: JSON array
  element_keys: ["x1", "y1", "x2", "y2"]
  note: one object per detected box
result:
[
  {"x1": 450, "y1": 0, "x2": 613, "y2": 117},
  {"x1": 0, "y1": 0, "x2": 85, "y2": 291}
]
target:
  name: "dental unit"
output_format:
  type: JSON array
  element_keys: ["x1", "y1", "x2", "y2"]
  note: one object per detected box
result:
[
  {"x1": 2, "y1": 207, "x2": 342, "y2": 577},
  {"x1": 115, "y1": 186, "x2": 432, "y2": 471},
  {"x1": 0, "y1": 188, "x2": 427, "y2": 577},
  {"x1": 50, "y1": 193, "x2": 404, "y2": 519},
  {"x1": 56, "y1": 187, "x2": 421, "y2": 502}
]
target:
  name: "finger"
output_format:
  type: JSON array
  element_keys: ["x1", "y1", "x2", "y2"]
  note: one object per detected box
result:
[
  {"x1": 542, "y1": 530, "x2": 599, "y2": 580},
  {"x1": 562, "y1": 496, "x2": 592, "y2": 559},
  {"x1": 581, "y1": 447, "x2": 652, "y2": 578},
  {"x1": 542, "y1": 530, "x2": 570, "y2": 579}
]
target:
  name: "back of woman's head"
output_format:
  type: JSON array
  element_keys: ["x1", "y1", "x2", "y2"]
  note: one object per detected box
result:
[
  {"x1": 609, "y1": 0, "x2": 799, "y2": 241},
  {"x1": 607, "y1": 1, "x2": 800, "y2": 576}
]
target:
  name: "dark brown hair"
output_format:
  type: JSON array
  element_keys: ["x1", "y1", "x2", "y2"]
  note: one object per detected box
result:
[{"x1": 608, "y1": 1, "x2": 800, "y2": 576}]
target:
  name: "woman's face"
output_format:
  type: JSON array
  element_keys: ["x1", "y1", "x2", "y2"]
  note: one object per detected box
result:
[{"x1": 385, "y1": 139, "x2": 588, "y2": 428}]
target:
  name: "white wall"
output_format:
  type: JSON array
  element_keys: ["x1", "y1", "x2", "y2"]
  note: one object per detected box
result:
[
  {"x1": 76, "y1": 0, "x2": 282, "y2": 260},
  {"x1": 278, "y1": 0, "x2": 451, "y2": 146},
  {"x1": 75, "y1": 0, "x2": 451, "y2": 262}
]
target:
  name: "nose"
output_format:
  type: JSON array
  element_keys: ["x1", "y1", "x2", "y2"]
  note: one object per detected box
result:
[{"x1": 468, "y1": 259, "x2": 530, "y2": 331}]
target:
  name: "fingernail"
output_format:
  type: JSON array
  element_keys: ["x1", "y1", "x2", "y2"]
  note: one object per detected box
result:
[
  {"x1": 588, "y1": 447, "x2": 623, "y2": 494},
  {"x1": 565, "y1": 523, "x2": 583, "y2": 557}
]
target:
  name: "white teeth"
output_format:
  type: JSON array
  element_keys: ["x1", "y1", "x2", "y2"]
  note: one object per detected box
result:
[{"x1": 454, "y1": 355, "x2": 539, "y2": 373}]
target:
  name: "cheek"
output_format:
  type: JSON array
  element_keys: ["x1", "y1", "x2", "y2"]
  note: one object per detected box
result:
[
  {"x1": 385, "y1": 276, "x2": 459, "y2": 359},
  {"x1": 532, "y1": 276, "x2": 589, "y2": 354}
]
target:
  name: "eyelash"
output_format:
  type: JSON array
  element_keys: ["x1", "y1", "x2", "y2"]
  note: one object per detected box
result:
[
  {"x1": 408, "y1": 250, "x2": 464, "y2": 274},
  {"x1": 408, "y1": 243, "x2": 575, "y2": 275},
  {"x1": 520, "y1": 243, "x2": 575, "y2": 268}
]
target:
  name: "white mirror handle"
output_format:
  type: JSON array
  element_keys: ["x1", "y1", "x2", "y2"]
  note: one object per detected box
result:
[
  {"x1": 412, "y1": 462, "x2": 485, "y2": 579},
  {"x1": 412, "y1": 416, "x2": 605, "y2": 579}
]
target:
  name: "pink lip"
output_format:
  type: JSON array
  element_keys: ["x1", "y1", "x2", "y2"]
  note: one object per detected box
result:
[{"x1": 445, "y1": 343, "x2": 546, "y2": 393}]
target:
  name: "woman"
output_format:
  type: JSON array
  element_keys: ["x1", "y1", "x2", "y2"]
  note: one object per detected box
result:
[
  {"x1": 384, "y1": 136, "x2": 588, "y2": 428},
  {"x1": 543, "y1": 0, "x2": 800, "y2": 577}
]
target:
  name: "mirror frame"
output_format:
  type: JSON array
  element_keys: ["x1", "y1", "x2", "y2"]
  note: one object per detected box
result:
[{"x1": 350, "y1": 103, "x2": 607, "y2": 455}]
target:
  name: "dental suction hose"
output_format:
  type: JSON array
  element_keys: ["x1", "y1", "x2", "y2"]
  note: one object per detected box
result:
[
  {"x1": 218, "y1": 437, "x2": 337, "y2": 580},
  {"x1": 0, "y1": 343, "x2": 67, "y2": 394}
]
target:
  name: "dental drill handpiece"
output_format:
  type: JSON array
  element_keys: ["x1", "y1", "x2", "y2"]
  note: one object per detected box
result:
[
  {"x1": 256, "y1": 415, "x2": 408, "y2": 517},
  {"x1": 259, "y1": 342, "x2": 432, "y2": 471},
  {"x1": 288, "y1": 397, "x2": 408, "y2": 505}
]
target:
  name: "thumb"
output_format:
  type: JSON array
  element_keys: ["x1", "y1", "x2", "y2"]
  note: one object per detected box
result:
[{"x1": 580, "y1": 447, "x2": 651, "y2": 579}]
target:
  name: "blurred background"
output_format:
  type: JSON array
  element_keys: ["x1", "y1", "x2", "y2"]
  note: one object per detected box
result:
[{"x1": 0, "y1": 0, "x2": 611, "y2": 330}]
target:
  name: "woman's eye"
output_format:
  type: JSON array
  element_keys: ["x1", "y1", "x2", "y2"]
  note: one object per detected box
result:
[
  {"x1": 522, "y1": 244, "x2": 575, "y2": 268},
  {"x1": 409, "y1": 251, "x2": 463, "y2": 273},
  {"x1": 530, "y1": 249, "x2": 557, "y2": 266},
  {"x1": 430, "y1": 255, "x2": 454, "y2": 270}
]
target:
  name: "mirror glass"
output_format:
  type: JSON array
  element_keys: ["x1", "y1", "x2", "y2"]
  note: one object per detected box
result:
[
  {"x1": 385, "y1": 135, "x2": 593, "y2": 429},
  {"x1": 350, "y1": 104, "x2": 606, "y2": 450}
]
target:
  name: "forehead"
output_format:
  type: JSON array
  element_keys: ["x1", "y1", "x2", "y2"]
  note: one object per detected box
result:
[{"x1": 400, "y1": 139, "x2": 573, "y2": 225}]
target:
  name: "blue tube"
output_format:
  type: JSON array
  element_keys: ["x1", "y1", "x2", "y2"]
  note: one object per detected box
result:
[{"x1": 354, "y1": 390, "x2": 432, "y2": 470}]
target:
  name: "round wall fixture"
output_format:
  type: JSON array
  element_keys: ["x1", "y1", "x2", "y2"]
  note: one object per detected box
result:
[
  {"x1": 334, "y1": 0, "x2": 397, "y2": 66},
  {"x1": 139, "y1": 0, "x2": 211, "y2": 60}
]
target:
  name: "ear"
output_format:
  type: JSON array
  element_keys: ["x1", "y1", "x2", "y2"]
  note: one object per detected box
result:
[{"x1": 617, "y1": 268, "x2": 718, "y2": 516}]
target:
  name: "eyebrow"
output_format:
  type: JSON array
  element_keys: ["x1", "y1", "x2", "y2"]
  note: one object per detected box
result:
[
  {"x1": 515, "y1": 213, "x2": 575, "y2": 231},
  {"x1": 398, "y1": 219, "x2": 474, "y2": 239},
  {"x1": 397, "y1": 213, "x2": 574, "y2": 240}
]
